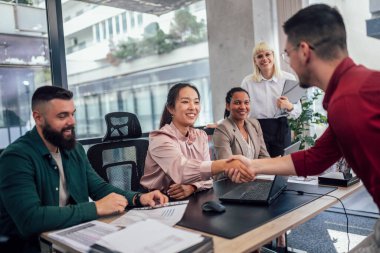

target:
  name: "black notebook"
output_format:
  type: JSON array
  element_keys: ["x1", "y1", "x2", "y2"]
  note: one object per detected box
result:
[{"x1": 318, "y1": 172, "x2": 359, "y2": 187}]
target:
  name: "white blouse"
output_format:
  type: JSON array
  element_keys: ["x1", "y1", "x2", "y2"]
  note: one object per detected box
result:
[{"x1": 241, "y1": 71, "x2": 302, "y2": 120}]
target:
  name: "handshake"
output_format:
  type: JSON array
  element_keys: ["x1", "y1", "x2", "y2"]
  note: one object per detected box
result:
[
  {"x1": 220, "y1": 155, "x2": 256, "y2": 183},
  {"x1": 221, "y1": 154, "x2": 294, "y2": 183}
]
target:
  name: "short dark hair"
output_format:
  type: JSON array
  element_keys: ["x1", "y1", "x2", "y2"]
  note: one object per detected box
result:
[
  {"x1": 224, "y1": 87, "x2": 250, "y2": 119},
  {"x1": 31, "y1": 86, "x2": 73, "y2": 110},
  {"x1": 283, "y1": 4, "x2": 347, "y2": 60},
  {"x1": 159, "y1": 83, "x2": 200, "y2": 129}
]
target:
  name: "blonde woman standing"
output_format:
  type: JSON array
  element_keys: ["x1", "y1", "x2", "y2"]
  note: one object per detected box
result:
[{"x1": 241, "y1": 42, "x2": 301, "y2": 157}]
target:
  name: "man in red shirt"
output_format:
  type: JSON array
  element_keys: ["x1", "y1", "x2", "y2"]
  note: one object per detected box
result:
[{"x1": 229, "y1": 4, "x2": 380, "y2": 252}]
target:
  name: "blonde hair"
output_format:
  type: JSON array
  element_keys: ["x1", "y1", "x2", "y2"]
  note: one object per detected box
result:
[{"x1": 251, "y1": 42, "x2": 282, "y2": 82}]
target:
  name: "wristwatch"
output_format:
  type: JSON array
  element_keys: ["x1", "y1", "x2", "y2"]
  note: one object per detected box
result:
[{"x1": 134, "y1": 193, "x2": 143, "y2": 207}]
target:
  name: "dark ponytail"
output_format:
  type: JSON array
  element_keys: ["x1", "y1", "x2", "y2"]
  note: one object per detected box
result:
[
  {"x1": 224, "y1": 87, "x2": 250, "y2": 118},
  {"x1": 159, "y1": 83, "x2": 201, "y2": 128}
]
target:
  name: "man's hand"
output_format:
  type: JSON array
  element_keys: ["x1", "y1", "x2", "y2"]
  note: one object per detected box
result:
[
  {"x1": 225, "y1": 155, "x2": 257, "y2": 183},
  {"x1": 225, "y1": 168, "x2": 252, "y2": 183},
  {"x1": 277, "y1": 96, "x2": 293, "y2": 111},
  {"x1": 95, "y1": 193, "x2": 128, "y2": 216},
  {"x1": 167, "y1": 184, "x2": 196, "y2": 199},
  {"x1": 139, "y1": 190, "x2": 169, "y2": 207},
  {"x1": 225, "y1": 158, "x2": 253, "y2": 181}
]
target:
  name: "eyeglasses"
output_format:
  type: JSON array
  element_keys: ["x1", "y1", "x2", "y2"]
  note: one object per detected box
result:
[
  {"x1": 281, "y1": 41, "x2": 320, "y2": 64},
  {"x1": 281, "y1": 44, "x2": 300, "y2": 64}
]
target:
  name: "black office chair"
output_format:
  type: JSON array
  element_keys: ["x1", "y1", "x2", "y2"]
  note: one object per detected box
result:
[
  {"x1": 87, "y1": 112, "x2": 148, "y2": 192},
  {"x1": 102, "y1": 111, "x2": 142, "y2": 141}
]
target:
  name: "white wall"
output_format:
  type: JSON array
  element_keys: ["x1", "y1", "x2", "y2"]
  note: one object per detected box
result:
[{"x1": 309, "y1": 0, "x2": 380, "y2": 70}]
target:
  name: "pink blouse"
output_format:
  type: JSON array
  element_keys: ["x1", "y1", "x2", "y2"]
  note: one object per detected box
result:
[{"x1": 140, "y1": 123, "x2": 213, "y2": 192}]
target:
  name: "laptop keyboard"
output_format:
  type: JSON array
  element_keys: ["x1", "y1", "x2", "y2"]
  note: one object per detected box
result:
[{"x1": 240, "y1": 181, "x2": 272, "y2": 200}]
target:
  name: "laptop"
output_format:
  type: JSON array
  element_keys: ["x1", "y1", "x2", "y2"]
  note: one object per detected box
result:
[{"x1": 219, "y1": 141, "x2": 301, "y2": 205}]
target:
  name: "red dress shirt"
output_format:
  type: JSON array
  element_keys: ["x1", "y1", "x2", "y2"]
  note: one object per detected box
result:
[{"x1": 291, "y1": 57, "x2": 380, "y2": 208}]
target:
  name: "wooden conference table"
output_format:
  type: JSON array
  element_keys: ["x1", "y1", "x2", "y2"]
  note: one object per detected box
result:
[{"x1": 41, "y1": 179, "x2": 363, "y2": 253}]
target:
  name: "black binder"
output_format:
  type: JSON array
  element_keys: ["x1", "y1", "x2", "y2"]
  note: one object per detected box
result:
[{"x1": 318, "y1": 172, "x2": 360, "y2": 187}]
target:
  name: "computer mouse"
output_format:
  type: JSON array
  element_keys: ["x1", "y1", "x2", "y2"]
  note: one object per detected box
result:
[{"x1": 201, "y1": 200, "x2": 226, "y2": 213}]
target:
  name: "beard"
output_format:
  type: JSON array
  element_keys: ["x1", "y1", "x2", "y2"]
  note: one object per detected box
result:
[
  {"x1": 42, "y1": 123, "x2": 76, "y2": 150},
  {"x1": 297, "y1": 71, "x2": 313, "y2": 89},
  {"x1": 299, "y1": 82, "x2": 312, "y2": 89}
]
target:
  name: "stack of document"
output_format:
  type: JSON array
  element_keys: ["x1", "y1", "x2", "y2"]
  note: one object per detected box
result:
[
  {"x1": 92, "y1": 219, "x2": 212, "y2": 253},
  {"x1": 48, "y1": 221, "x2": 120, "y2": 252},
  {"x1": 47, "y1": 201, "x2": 213, "y2": 252}
]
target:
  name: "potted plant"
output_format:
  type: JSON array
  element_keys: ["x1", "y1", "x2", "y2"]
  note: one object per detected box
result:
[{"x1": 288, "y1": 89, "x2": 328, "y2": 149}]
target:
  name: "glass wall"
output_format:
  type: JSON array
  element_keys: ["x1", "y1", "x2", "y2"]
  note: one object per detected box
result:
[
  {"x1": 62, "y1": 0, "x2": 211, "y2": 139},
  {"x1": 0, "y1": 0, "x2": 51, "y2": 148}
]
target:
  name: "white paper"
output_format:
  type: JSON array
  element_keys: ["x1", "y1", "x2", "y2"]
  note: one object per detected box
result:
[
  {"x1": 48, "y1": 220, "x2": 119, "y2": 252},
  {"x1": 289, "y1": 175, "x2": 318, "y2": 185},
  {"x1": 111, "y1": 200, "x2": 189, "y2": 227},
  {"x1": 97, "y1": 219, "x2": 203, "y2": 253},
  {"x1": 256, "y1": 175, "x2": 275, "y2": 180}
]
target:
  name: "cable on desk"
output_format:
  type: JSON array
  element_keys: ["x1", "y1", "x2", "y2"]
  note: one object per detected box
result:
[{"x1": 284, "y1": 189, "x2": 350, "y2": 252}]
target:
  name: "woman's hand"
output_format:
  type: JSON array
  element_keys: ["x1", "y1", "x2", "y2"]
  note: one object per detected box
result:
[
  {"x1": 167, "y1": 184, "x2": 196, "y2": 199},
  {"x1": 277, "y1": 96, "x2": 293, "y2": 111}
]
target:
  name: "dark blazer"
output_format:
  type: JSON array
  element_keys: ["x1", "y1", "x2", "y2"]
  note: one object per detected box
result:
[{"x1": 213, "y1": 117, "x2": 269, "y2": 159}]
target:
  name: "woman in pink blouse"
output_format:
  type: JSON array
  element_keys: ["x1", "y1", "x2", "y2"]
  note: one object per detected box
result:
[{"x1": 140, "y1": 83, "x2": 251, "y2": 199}]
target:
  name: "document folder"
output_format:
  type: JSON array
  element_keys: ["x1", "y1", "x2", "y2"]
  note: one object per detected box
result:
[{"x1": 281, "y1": 80, "x2": 307, "y2": 103}]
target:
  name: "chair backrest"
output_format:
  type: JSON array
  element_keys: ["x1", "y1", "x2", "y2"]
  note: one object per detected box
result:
[
  {"x1": 102, "y1": 112, "x2": 142, "y2": 142},
  {"x1": 88, "y1": 112, "x2": 148, "y2": 192},
  {"x1": 87, "y1": 138, "x2": 149, "y2": 192}
]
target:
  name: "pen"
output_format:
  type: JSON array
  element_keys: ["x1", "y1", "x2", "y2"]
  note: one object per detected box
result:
[{"x1": 133, "y1": 200, "x2": 189, "y2": 210}]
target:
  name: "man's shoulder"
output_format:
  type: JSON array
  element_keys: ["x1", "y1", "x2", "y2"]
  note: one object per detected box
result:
[
  {"x1": 350, "y1": 64, "x2": 380, "y2": 81},
  {"x1": 1, "y1": 132, "x2": 35, "y2": 157},
  {"x1": 339, "y1": 64, "x2": 380, "y2": 92}
]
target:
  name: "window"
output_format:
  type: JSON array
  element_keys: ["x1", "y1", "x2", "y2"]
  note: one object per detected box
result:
[
  {"x1": 101, "y1": 21, "x2": 106, "y2": 40},
  {"x1": 115, "y1": 16, "x2": 120, "y2": 34},
  {"x1": 130, "y1": 14, "x2": 135, "y2": 29},
  {"x1": 61, "y1": 0, "x2": 211, "y2": 139},
  {"x1": 95, "y1": 23, "x2": 100, "y2": 42},
  {"x1": 137, "y1": 13, "x2": 143, "y2": 26},
  {"x1": 0, "y1": 1, "x2": 51, "y2": 148},
  {"x1": 107, "y1": 18, "x2": 113, "y2": 37},
  {"x1": 121, "y1": 12, "x2": 127, "y2": 33}
]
